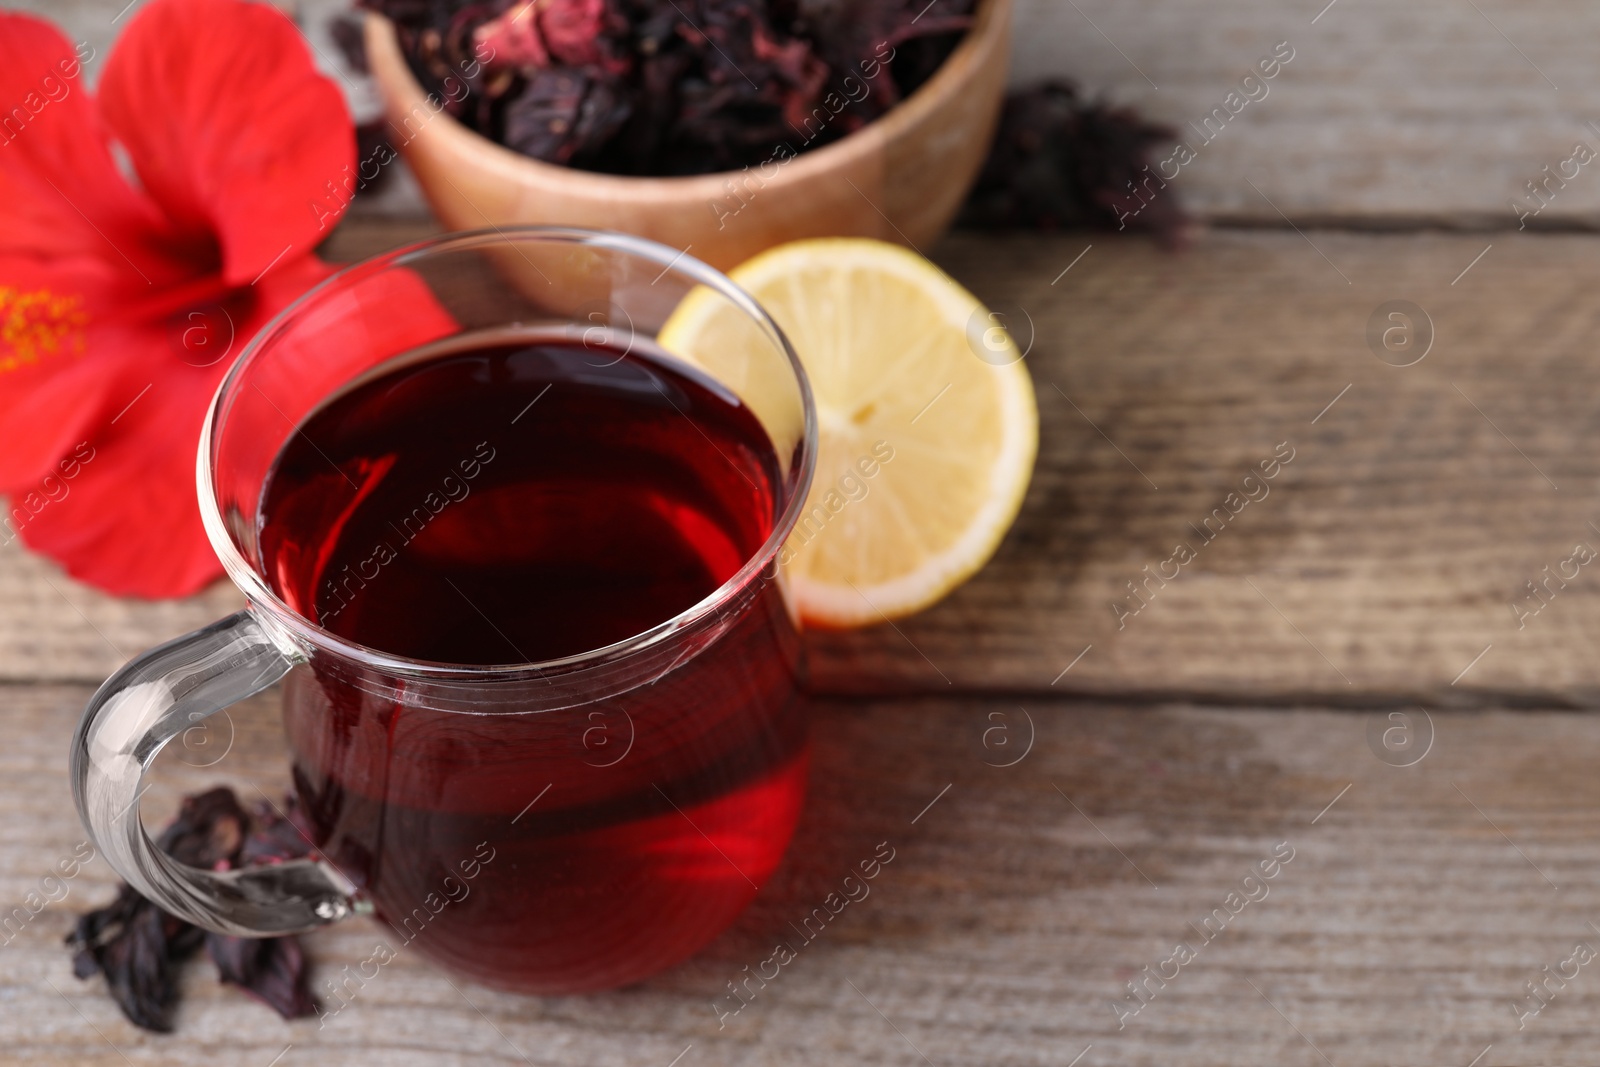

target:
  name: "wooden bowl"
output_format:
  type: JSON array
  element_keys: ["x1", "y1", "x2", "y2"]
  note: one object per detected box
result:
[{"x1": 365, "y1": 0, "x2": 1012, "y2": 270}]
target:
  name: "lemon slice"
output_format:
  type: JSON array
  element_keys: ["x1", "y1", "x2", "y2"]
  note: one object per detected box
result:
[{"x1": 659, "y1": 238, "x2": 1037, "y2": 628}]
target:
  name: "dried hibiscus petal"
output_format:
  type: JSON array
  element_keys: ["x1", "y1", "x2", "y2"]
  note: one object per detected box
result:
[
  {"x1": 474, "y1": 3, "x2": 552, "y2": 68},
  {"x1": 961, "y1": 81, "x2": 1191, "y2": 247},
  {"x1": 207, "y1": 931, "x2": 320, "y2": 1020},
  {"x1": 359, "y1": 0, "x2": 975, "y2": 175},
  {"x1": 66, "y1": 787, "x2": 321, "y2": 1033},
  {"x1": 68, "y1": 884, "x2": 200, "y2": 1032},
  {"x1": 503, "y1": 67, "x2": 592, "y2": 161},
  {"x1": 353, "y1": 0, "x2": 1185, "y2": 245}
]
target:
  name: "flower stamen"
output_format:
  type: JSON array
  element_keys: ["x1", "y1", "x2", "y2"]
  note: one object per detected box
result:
[{"x1": 0, "y1": 286, "x2": 88, "y2": 372}]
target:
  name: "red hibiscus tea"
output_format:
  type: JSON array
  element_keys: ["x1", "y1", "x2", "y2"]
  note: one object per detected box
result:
[{"x1": 257, "y1": 330, "x2": 808, "y2": 993}]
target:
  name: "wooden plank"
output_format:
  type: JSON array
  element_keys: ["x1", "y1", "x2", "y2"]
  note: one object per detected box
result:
[
  {"x1": 8, "y1": 684, "x2": 1600, "y2": 1064},
  {"x1": 814, "y1": 229, "x2": 1600, "y2": 703},
  {"x1": 33, "y1": 0, "x2": 1600, "y2": 224},
  {"x1": 9, "y1": 226, "x2": 1600, "y2": 704},
  {"x1": 1014, "y1": 0, "x2": 1600, "y2": 227}
]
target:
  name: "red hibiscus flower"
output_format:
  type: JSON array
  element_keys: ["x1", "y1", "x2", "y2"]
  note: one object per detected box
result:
[{"x1": 0, "y1": 0, "x2": 354, "y2": 597}]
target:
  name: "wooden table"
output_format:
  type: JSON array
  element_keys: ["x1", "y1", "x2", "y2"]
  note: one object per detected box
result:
[{"x1": 7, "y1": 220, "x2": 1600, "y2": 1066}]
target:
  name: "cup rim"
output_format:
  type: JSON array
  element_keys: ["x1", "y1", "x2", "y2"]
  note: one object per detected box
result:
[{"x1": 197, "y1": 225, "x2": 817, "y2": 680}]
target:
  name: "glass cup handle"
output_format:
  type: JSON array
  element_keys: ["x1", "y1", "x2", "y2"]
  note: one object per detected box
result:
[{"x1": 70, "y1": 609, "x2": 362, "y2": 936}]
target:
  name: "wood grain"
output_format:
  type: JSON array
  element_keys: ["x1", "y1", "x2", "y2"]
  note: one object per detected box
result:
[
  {"x1": 5, "y1": 684, "x2": 1599, "y2": 1065},
  {"x1": 815, "y1": 228, "x2": 1600, "y2": 705},
  {"x1": 1012, "y1": 0, "x2": 1600, "y2": 227},
  {"x1": 10, "y1": 227, "x2": 1600, "y2": 707},
  {"x1": 31, "y1": 0, "x2": 1600, "y2": 223}
]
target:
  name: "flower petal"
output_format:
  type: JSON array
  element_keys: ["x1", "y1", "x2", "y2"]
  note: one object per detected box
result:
[
  {"x1": 16, "y1": 254, "x2": 461, "y2": 600},
  {"x1": 219, "y1": 261, "x2": 461, "y2": 514},
  {"x1": 206, "y1": 260, "x2": 458, "y2": 607},
  {"x1": 11, "y1": 256, "x2": 336, "y2": 598},
  {"x1": 99, "y1": 0, "x2": 355, "y2": 287},
  {"x1": 0, "y1": 14, "x2": 180, "y2": 279},
  {"x1": 0, "y1": 255, "x2": 145, "y2": 492},
  {"x1": 13, "y1": 332, "x2": 225, "y2": 597}
]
